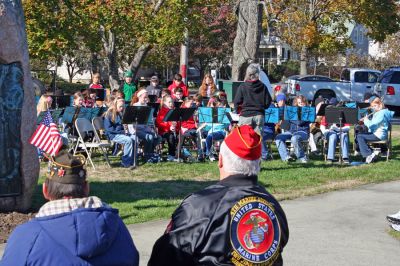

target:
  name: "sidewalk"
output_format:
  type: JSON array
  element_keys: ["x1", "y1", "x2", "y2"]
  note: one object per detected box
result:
[{"x1": 1, "y1": 180, "x2": 400, "y2": 265}]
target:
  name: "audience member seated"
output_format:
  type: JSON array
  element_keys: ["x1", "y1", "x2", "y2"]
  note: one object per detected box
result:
[
  {"x1": 156, "y1": 95, "x2": 180, "y2": 162},
  {"x1": 1, "y1": 150, "x2": 139, "y2": 265},
  {"x1": 148, "y1": 125, "x2": 288, "y2": 266},
  {"x1": 356, "y1": 96, "x2": 394, "y2": 164},
  {"x1": 104, "y1": 98, "x2": 136, "y2": 169},
  {"x1": 275, "y1": 95, "x2": 310, "y2": 163}
]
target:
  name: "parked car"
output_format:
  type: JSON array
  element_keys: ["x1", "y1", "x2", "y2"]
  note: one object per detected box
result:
[
  {"x1": 374, "y1": 67, "x2": 400, "y2": 109},
  {"x1": 285, "y1": 68, "x2": 380, "y2": 103}
]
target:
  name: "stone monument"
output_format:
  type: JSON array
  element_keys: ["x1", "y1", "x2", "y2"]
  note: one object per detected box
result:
[{"x1": 0, "y1": 0, "x2": 39, "y2": 211}]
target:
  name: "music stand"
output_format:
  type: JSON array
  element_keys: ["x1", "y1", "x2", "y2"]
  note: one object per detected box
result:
[
  {"x1": 52, "y1": 95, "x2": 71, "y2": 109},
  {"x1": 148, "y1": 95, "x2": 157, "y2": 103},
  {"x1": 163, "y1": 108, "x2": 196, "y2": 162},
  {"x1": 325, "y1": 107, "x2": 358, "y2": 163},
  {"x1": 356, "y1": 102, "x2": 370, "y2": 109},
  {"x1": 147, "y1": 102, "x2": 160, "y2": 117},
  {"x1": 301, "y1": 106, "x2": 316, "y2": 122},
  {"x1": 174, "y1": 101, "x2": 183, "y2": 108},
  {"x1": 202, "y1": 97, "x2": 210, "y2": 107},
  {"x1": 95, "y1": 89, "x2": 106, "y2": 101},
  {"x1": 122, "y1": 106, "x2": 152, "y2": 168},
  {"x1": 265, "y1": 107, "x2": 279, "y2": 123},
  {"x1": 317, "y1": 104, "x2": 329, "y2": 116},
  {"x1": 284, "y1": 106, "x2": 299, "y2": 121}
]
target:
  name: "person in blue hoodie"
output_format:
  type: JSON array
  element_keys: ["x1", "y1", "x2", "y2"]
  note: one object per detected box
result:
[
  {"x1": 357, "y1": 96, "x2": 394, "y2": 164},
  {"x1": 0, "y1": 150, "x2": 139, "y2": 266},
  {"x1": 275, "y1": 95, "x2": 310, "y2": 163}
]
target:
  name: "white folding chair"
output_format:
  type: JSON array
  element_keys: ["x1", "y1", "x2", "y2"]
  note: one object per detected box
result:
[{"x1": 74, "y1": 118, "x2": 111, "y2": 170}]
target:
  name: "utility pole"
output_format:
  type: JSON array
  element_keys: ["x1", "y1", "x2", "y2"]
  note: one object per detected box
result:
[
  {"x1": 179, "y1": 1, "x2": 189, "y2": 85},
  {"x1": 180, "y1": 27, "x2": 189, "y2": 85}
]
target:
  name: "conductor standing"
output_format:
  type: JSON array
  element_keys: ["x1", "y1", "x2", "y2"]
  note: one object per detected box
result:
[{"x1": 234, "y1": 63, "x2": 272, "y2": 134}]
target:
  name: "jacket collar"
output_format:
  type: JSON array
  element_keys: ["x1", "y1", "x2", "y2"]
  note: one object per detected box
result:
[{"x1": 218, "y1": 174, "x2": 258, "y2": 187}]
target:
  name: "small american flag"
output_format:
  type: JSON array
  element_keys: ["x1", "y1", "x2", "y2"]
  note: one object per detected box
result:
[{"x1": 30, "y1": 110, "x2": 63, "y2": 156}]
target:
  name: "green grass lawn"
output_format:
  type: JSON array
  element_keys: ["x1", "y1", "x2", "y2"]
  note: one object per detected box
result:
[
  {"x1": 32, "y1": 126, "x2": 400, "y2": 224},
  {"x1": 388, "y1": 228, "x2": 400, "y2": 241}
]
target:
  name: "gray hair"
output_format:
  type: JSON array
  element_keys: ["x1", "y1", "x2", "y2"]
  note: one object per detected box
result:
[
  {"x1": 244, "y1": 63, "x2": 260, "y2": 81},
  {"x1": 219, "y1": 142, "x2": 261, "y2": 176}
]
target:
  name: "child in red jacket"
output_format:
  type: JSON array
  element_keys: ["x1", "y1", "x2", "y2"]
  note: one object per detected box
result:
[{"x1": 156, "y1": 95, "x2": 180, "y2": 161}]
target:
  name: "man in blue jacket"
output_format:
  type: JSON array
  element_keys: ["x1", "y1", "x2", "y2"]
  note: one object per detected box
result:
[{"x1": 0, "y1": 150, "x2": 139, "y2": 266}]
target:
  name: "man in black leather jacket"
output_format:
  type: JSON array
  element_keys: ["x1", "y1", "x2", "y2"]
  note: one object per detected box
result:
[{"x1": 148, "y1": 125, "x2": 289, "y2": 266}]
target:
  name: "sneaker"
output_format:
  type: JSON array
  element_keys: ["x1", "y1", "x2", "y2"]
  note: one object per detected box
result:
[
  {"x1": 353, "y1": 150, "x2": 360, "y2": 156},
  {"x1": 342, "y1": 158, "x2": 350, "y2": 164},
  {"x1": 298, "y1": 157, "x2": 308, "y2": 164},
  {"x1": 167, "y1": 155, "x2": 176, "y2": 162},
  {"x1": 283, "y1": 156, "x2": 295, "y2": 162},
  {"x1": 311, "y1": 150, "x2": 322, "y2": 156},
  {"x1": 390, "y1": 223, "x2": 400, "y2": 232},
  {"x1": 209, "y1": 154, "x2": 216, "y2": 162},
  {"x1": 366, "y1": 152, "x2": 377, "y2": 164},
  {"x1": 387, "y1": 211, "x2": 400, "y2": 225},
  {"x1": 326, "y1": 159, "x2": 334, "y2": 164}
]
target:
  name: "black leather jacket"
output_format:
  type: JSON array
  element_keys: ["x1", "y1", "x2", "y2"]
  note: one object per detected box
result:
[{"x1": 148, "y1": 174, "x2": 289, "y2": 266}]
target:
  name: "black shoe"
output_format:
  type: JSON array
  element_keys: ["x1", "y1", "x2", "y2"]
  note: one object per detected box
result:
[
  {"x1": 311, "y1": 150, "x2": 322, "y2": 156},
  {"x1": 197, "y1": 155, "x2": 205, "y2": 162}
]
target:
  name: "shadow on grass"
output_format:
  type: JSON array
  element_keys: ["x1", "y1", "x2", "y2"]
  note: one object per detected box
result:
[{"x1": 31, "y1": 180, "x2": 215, "y2": 212}]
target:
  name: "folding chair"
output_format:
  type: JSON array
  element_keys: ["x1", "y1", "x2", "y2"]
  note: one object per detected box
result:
[
  {"x1": 367, "y1": 123, "x2": 392, "y2": 161},
  {"x1": 74, "y1": 118, "x2": 111, "y2": 170}
]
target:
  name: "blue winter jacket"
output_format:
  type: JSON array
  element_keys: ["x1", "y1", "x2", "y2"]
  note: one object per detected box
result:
[
  {"x1": 0, "y1": 207, "x2": 139, "y2": 266},
  {"x1": 364, "y1": 108, "x2": 394, "y2": 140},
  {"x1": 104, "y1": 114, "x2": 125, "y2": 140}
]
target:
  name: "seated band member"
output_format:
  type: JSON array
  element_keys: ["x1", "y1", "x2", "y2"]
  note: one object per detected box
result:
[
  {"x1": 197, "y1": 99, "x2": 227, "y2": 162},
  {"x1": 129, "y1": 89, "x2": 160, "y2": 163},
  {"x1": 156, "y1": 95, "x2": 180, "y2": 162},
  {"x1": 320, "y1": 98, "x2": 350, "y2": 164},
  {"x1": 104, "y1": 98, "x2": 136, "y2": 169},
  {"x1": 148, "y1": 125, "x2": 289, "y2": 266},
  {"x1": 177, "y1": 96, "x2": 200, "y2": 160},
  {"x1": 262, "y1": 93, "x2": 286, "y2": 160},
  {"x1": 356, "y1": 96, "x2": 393, "y2": 163},
  {"x1": 1, "y1": 150, "x2": 139, "y2": 265},
  {"x1": 275, "y1": 95, "x2": 310, "y2": 163}
]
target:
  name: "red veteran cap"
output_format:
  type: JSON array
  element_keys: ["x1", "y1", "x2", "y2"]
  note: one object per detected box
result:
[{"x1": 224, "y1": 125, "x2": 261, "y2": 160}]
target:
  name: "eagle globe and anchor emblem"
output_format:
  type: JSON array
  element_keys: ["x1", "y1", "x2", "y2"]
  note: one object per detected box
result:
[
  {"x1": 243, "y1": 212, "x2": 268, "y2": 249},
  {"x1": 230, "y1": 197, "x2": 281, "y2": 265}
]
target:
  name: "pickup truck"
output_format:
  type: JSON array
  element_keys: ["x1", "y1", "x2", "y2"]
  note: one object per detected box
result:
[{"x1": 286, "y1": 68, "x2": 381, "y2": 103}]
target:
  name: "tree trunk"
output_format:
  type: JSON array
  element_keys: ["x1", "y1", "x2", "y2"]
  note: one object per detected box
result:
[
  {"x1": 129, "y1": 44, "x2": 152, "y2": 79},
  {"x1": 232, "y1": 1, "x2": 263, "y2": 81},
  {"x1": 91, "y1": 52, "x2": 99, "y2": 74},
  {"x1": 300, "y1": 45, "x2": 308, "y2": 75},
  {"x1": 100, "y1": 26, "x2": 120, "y2": 90}
]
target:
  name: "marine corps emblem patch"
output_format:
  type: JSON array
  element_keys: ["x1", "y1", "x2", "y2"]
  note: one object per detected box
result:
[{"x1": 230, "y1": 196, "x2": 281, "y2": 266}]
